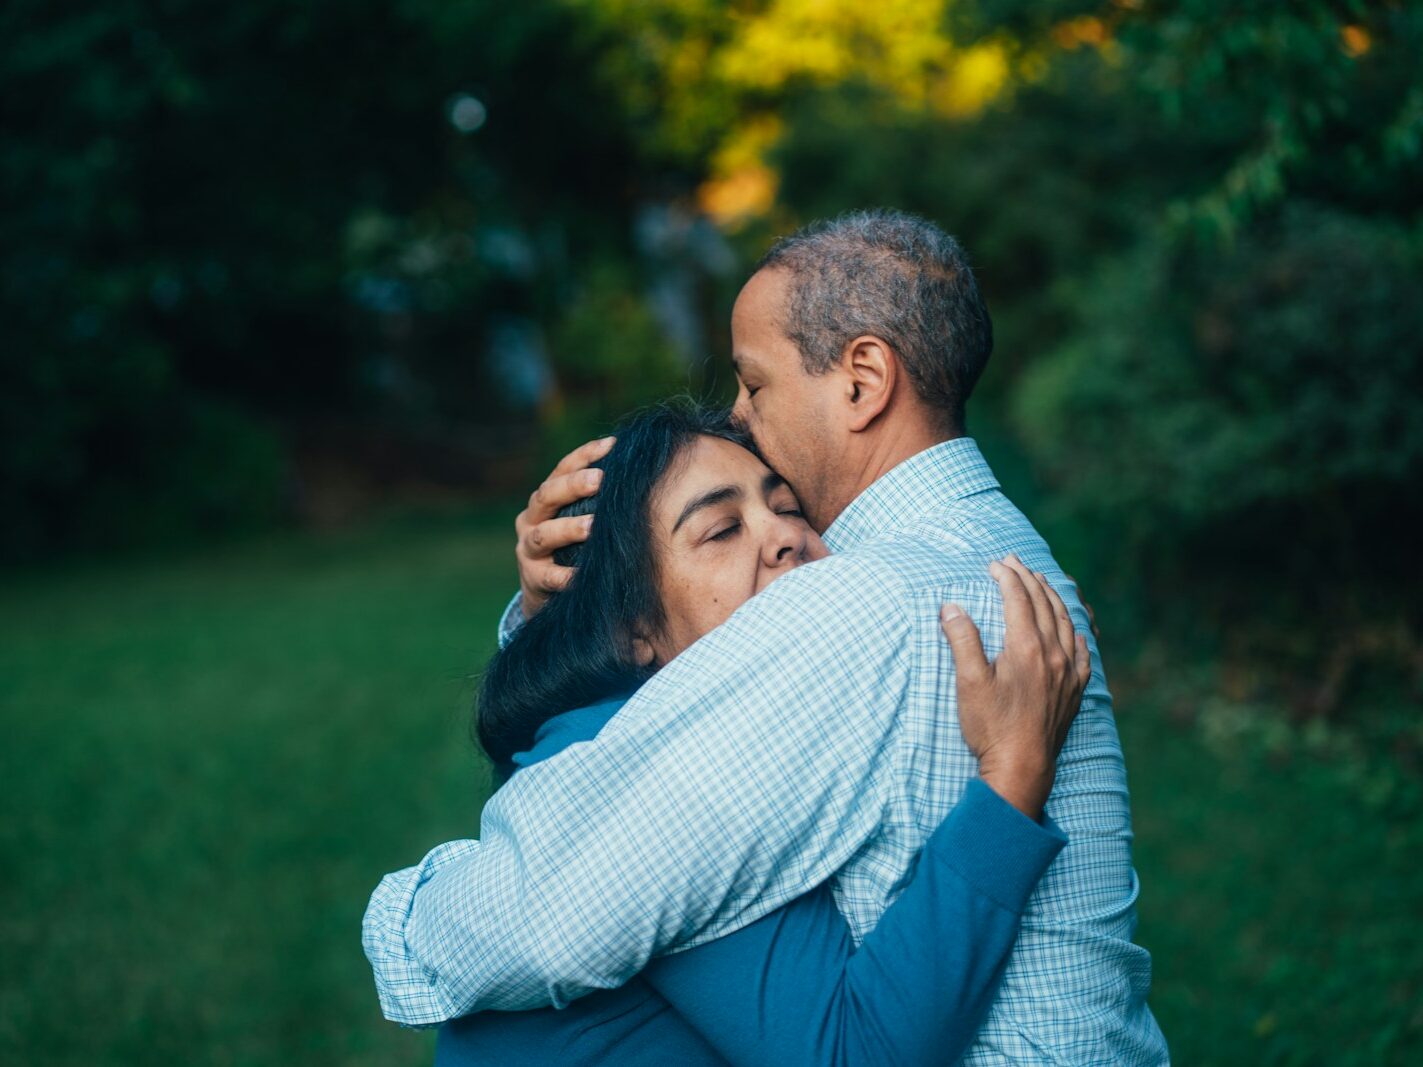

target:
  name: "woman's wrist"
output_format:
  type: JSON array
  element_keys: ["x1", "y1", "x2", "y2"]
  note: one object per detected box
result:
[{"x1": 977, "y1": 749, "x2": 1054, "y2": 820}]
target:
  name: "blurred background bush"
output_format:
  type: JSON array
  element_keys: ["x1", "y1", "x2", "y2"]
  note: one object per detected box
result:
[{"x1": 2, "y1": 1, "x2": 1419, "y2": 1063}]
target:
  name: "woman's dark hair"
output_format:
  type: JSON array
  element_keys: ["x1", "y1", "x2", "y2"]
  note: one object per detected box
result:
[{"x1": 476, "y1": 400, "x2": 752, "y2": 771}]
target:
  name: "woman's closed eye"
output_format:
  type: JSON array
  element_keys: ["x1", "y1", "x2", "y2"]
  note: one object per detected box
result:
[{"x1": 706, "y1": 521, "x2": 741, "y2": 543}]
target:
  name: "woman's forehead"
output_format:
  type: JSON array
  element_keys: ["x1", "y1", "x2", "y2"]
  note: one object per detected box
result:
[
  {"x1": 653, "y1": 435, "x2": 774, "y2": 523},
  {"x1": 680, "y1": 435, "x2": 770, "y2": 484}
]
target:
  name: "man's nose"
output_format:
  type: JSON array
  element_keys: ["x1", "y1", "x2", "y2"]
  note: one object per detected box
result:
[{"x1": 729, "y1": 392, "x2": 751, "y2": 432}]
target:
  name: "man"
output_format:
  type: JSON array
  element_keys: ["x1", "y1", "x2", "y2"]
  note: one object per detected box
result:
[{"x1": 364, "y1": 210, "x2": 1168, "y2": 1063}]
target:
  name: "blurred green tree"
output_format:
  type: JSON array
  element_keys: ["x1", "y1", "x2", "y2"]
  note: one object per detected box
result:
[
  {"x1": 0, "y1": 0, "x2": 666, "y2": 557},
  {"x1": 974, "y1": 1, "x2": 1423, "y2": 713}
]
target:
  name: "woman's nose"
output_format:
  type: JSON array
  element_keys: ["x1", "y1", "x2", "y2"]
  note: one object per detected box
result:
[{"x1": 763, "y1": 514, "x2": 807, "y2": 568}]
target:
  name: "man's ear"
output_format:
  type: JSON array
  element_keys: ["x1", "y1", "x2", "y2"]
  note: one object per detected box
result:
[{"x1": 841, "y1": 335, "x2": 897, "y2": 433}]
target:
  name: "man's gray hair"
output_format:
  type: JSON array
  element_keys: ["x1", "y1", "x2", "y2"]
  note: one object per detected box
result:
[{"x1": 755, "y1": 209, "x2": 993, "y2": 431}]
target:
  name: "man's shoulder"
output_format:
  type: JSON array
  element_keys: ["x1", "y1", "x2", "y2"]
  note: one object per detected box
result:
[
  {"x1": 840, "y1": 501, "x2": 1028, "y2": 592},
  {"x1": 889, "y1": 492, "x2": 1056, "y2": 584}
]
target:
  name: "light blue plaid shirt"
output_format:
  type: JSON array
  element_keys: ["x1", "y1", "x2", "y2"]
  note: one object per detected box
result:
[{"x1": 363, "y1": 438, "x2": 1168, "y2": 1064}]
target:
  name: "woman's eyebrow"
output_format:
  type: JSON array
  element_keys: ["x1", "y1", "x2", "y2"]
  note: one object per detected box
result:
[
  {"x1": 762, "y1": 472, "x2": 787, "y2": 497},
  {"x1": 672, "y1": 485, "x2": 742, "y2": 533}
]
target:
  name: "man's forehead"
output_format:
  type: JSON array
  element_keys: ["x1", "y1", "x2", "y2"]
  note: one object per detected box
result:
[
  {"x1": 731, "y1": 269, "x2": 795, "y2": 372},
  {"x1": 734, "y1": 266, "x2": 791, "y2": 317}
]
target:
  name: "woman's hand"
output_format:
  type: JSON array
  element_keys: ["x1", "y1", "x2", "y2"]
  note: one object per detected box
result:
[{"x1": 939, "y1": 555, "x2": 1091, "y2": 820}]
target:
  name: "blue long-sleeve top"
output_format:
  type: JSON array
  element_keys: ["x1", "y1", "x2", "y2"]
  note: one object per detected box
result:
[{"x1": 435, "y1": 695, "x2": 1067, "y2": 1067}]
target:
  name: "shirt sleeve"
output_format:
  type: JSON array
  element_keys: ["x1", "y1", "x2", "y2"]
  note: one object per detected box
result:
[
  {"x1": 362, "y1": 840, "x2": 481, "y2": 1026},
  {"x1": 641, "y1": 779, "x2": 1067, "y2": 1067},
  {"x1": 364, "y1": 553, "x2": 914, "y2": 1021},
  {"x1": 496, "y1": 591, "x2": 524, "y2": 648}
]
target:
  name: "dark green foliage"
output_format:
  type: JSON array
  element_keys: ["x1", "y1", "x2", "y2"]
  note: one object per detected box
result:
[
  {"x1": 544, "y1": 261, "x2": 696, "y2": 446},
  {"x1": 996, "y1": 2, "x2": 1423, "y2": 716},
  {"x1": 0, "y1": 0, "x2": 653, "y2": 558},
  {"x1": 1016, "y1": 205, "x2": 1423, "y2": 569}
]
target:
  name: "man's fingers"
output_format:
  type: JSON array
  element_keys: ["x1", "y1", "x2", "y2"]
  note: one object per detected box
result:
[
  {"x1": 989, "y1": 559, "x2": 1035, "y2": 645},
  {"x1": 1067, "y1": 573, "x2": 1101, "y2": 639},
  {"x1": 537, "y1": 565, "x2": 575, "y2": 596},
  {"x1": 528, "y1": 468, "x2": 604, "y2": 523},
  {"x1": 521, "y1": 515, "x2": 594, "y2": 560},
  {"x1": 940, "y1": 603, "x2": 990, "y2": 685},
  {"x1": 1004, "y1": 555, "x2": 1054, "y2": 641},
  {"x1": 549, "y1": 436, "x2": 616, "y2": 479}
]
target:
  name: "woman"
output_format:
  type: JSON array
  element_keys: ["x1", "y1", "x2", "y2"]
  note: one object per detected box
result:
[{"x1": 441, "y1": 402, "x2": 1089, "y2": 1066}]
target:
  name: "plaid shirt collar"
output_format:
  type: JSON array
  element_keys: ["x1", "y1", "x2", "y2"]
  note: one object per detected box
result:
[{"x1": 822, "y1": 437, "x2": 1001, "y2": 553}]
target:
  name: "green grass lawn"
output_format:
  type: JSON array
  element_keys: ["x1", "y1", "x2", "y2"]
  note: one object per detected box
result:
[{"x1": 1, "y1": 513, "x2": 1418, "y2": 1065}]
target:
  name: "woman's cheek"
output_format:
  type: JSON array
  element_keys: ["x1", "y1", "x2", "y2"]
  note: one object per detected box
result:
[
  {"x1": 679, "y1": 561, "x2": 723, "y2": 619},
  {"x1": 707, "y1": 567, "x2": 752, "y2": 626}
]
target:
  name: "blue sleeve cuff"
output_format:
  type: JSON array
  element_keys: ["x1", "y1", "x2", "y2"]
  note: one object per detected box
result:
[
  {"x1": 497, "y1": 592, "x2": 525, "y2": 649},
  {"x1": 925, "y1": 778, "x2": 1067, "y2": 915}
]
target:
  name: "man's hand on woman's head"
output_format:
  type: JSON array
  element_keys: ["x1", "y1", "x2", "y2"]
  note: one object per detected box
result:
[
  {"x1": 513, "y1": 436, "x2": 614, "y2": 619},
  {"x1": 939, "y1": 556, "x2": 1091, "y2": 820}
]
